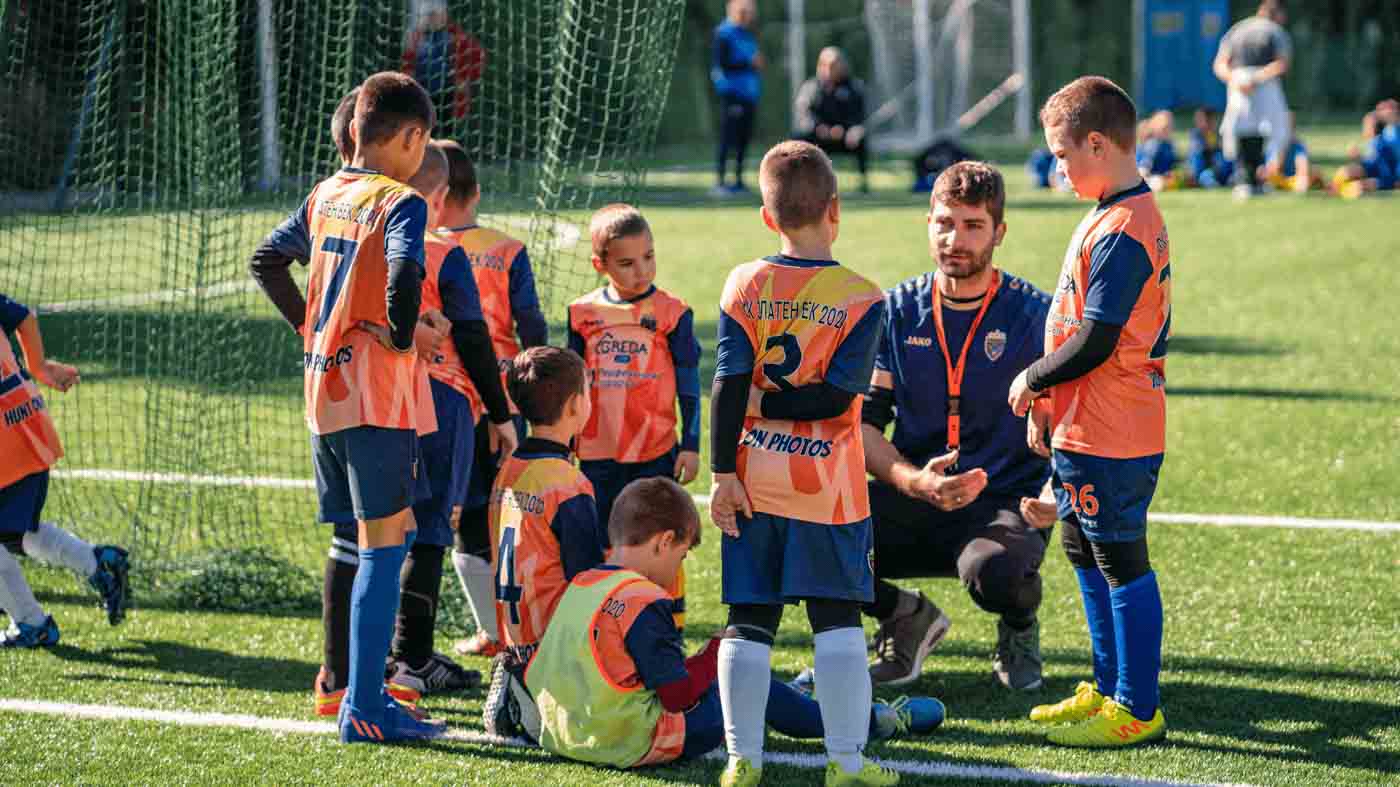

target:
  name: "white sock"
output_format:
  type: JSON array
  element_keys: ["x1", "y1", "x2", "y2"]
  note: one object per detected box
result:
[
  {"x1": 813, "y1": 627, "x2": 871, "y2": 773},
  {"x1": 453, "y1": 551, "x2": 498, "y2": 640},
  {"x1": 22, "y1": 521, "x2": 97, "y2": 577},
  {"x1": 718, "y1": 638, "x2": 771, "y2": 768},
  {"x1": 0, "y1": 547, "x2": 46, "y2": 627}
]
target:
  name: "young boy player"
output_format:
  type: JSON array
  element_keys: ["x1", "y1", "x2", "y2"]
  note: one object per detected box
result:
[
  {"x1": 384, "y1": 141, "x2": 520, "y2": 695},
  {"x1": 527, "y1": 477, "x2": 944, "y2": 772},
  {"x1": 1009, "y1": 75, "x2": 1172, "y2": 748},
  {"x1": 568, "y1": 203, "x2": 701, "y2": 629},
  {"x1": 482, "y1": 346, "x2": 608, "y2": 738},
  {"x1": 434, "y1": 140, "x2": 551, "y2": 659},
  {"x1": 248, "y1": 71, "x2": 447, "y2": 744},
  {"x1": 708, "y1": 140, "x2": 895, "y2": 787},
  {"x1": 0, "y1": 294, "x2": 130, "y2": 647}
]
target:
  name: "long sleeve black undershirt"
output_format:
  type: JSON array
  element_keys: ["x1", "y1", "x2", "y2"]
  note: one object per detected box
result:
[
  {"x1": 248, "y1": 242, "x2": 306, "y2": 331},
  {"x1": 759, "y1": 381, "x2": 857, "y2": 422},
  {"x1": 1025, "y1": 318, "x2": 1122, "y2": 392},
  {"x1": 385, "y1": 258, "x2": 421, "y2": 352},
  {"x1": 861, "y1": 385, "x2": 896, "y2": 432},
  {"x1": 710, "y1": 373, "x2": 749, "y2": 474},
  {"x1": 453, "y1": 320, "x2": 511, "y2": 423}
]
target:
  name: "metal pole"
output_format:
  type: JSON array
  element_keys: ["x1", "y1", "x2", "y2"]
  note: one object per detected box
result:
[
  {"x1": 54, "y1": 11, "x2": 117, "y2": 212},
  {"x1": 1012, "y1": 0, "x2": 1032, "y2": 140},
  {"x1": 913, "y1": 0, "x2": 933, "y2": 140},
  {"x1": 256, "y1": 0, "x2": 281, "y2": 191},
  {"x1": 951, "y1": 2, "x2": 973, "y2": 127},
  {"x1": 1133, "y1": 0, "x2": 1145, "y2": 106},
  {"x1": 787, "y1": 0, "x2": 806, "y2": 132}
]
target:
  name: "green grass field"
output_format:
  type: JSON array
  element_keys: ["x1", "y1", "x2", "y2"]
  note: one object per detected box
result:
[{"x1": 1, "y1": 124, "x2": 1397, "y2": 786}]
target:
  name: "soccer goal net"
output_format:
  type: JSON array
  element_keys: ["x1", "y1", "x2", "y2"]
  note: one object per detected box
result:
[
  {"x1": 0, "y1": 0, "x2": 684, "y2": 583},
  {"x1": 784, "y1": 0, "x2": 1032, "y2": 153}
]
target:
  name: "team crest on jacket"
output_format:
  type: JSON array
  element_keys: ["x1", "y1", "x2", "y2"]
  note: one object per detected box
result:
[
  {"x1": 984, "y1": 329, "x2": 1006, "y2": 362},
  {"x1": 640, "y1": 314, "x2": 657, "y2": 332}
]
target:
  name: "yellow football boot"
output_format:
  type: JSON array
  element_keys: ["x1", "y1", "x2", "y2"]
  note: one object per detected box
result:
[
  {"x1": 1029, "y1": 681, "x2": 1105, "y2": 725},
  {"x1": 825, "y1": 758, "x2": 900, "y2": 787},
  {"x1": 1046, "y1": 698, "x2": 1166, "y2": 748},
  {"x1": 719, "y1": 758, "x2": 761, "y2": 787}
]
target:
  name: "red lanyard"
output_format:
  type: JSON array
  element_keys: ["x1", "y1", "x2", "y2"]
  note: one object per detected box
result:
[{"x1": 931, "y1": 272, "x2": 999, "y2": 452}]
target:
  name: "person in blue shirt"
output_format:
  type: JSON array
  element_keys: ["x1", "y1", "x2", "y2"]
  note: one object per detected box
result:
[
  {"x1": 860, "y1": 162, "x2": 1055, "y2": 692},
  {"x1": 1135, "y1": 111, "x2": 1178, "y2": 191},
  {"x1": 711, "y1": 0, "x2": 764, "y2": 195},
  {"x1": 1187, "y1": 108, "x2": 1235, "y2": 188}
]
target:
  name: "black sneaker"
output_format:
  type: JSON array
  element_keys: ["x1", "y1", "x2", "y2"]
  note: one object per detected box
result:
[{"x1": 385, "y1": 652, "x2": 481, "y2": 696}]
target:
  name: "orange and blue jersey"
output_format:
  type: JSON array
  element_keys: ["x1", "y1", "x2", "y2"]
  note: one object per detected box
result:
[
  {"x1": 0, "y1": 295, "x2": 62, "y2": 490},
  {"x1": 420, "y1": 233, "x2": 486, "y2": 399},
  {"x1": 445, "y1": 224, "x2": 548, "y2": 419},
  {"x1": 1046, "y1": 181, "x2": 1170, "y2": 459},
  {"x1": 567, "y1": 285, "x2": 702, "y2": 463},
  {"x1": 489, "y1": 437, "x2": 607, "y2": 660},
  {"x1": 715, "y1": 254, "x2": 885, "y2": 525},
  {"x1": 264, "y1": 167, "x2": 430, "y2": 436}
]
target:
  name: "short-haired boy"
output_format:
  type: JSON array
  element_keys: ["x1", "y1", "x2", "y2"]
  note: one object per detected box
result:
[
  {"x1": 481, "y1": 346, "x2": 608, "y2": 738},
  {"x1": 709, "y1": 140, "x2": 895, "y2": 786},
  {"x1": 433, "y1": 139, "x2": 550, "y2": 659},
  {"x1": 382, "y1": 141, "x2": 523, "y2": 695},
  {"x1": 0, "y1": 294, "x2": 130, "y2": 647},
  {"x1": 248, "y1": 71, "x2": 447, "y2": 744},
  {"x1": 527, "y1": 477, "x2": 943, "y2": 771},
  {"x1": 1008, "y1": 75, "x2": 1171, "y2": 748},
  {"x1": 567, "y1": 203, "x2": 701, "y2": 629}
]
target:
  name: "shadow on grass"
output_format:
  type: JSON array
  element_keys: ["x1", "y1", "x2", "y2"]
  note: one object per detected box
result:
[
  {"x1": 1167, "y1": 385, "x2": 1392, "y2": 402},
  {"x1": 47, "y1": 639, "x2": 317, "y2": 695},
  {"x1": 36, "y1": 590, "x2": 319, "y2": 620},
  {"x1": 867, "y1": 638, "x2": 1398, "y2": 776},
  {"x1": 1170, "y1": 334, "x2": 1291, "y2": 357}
]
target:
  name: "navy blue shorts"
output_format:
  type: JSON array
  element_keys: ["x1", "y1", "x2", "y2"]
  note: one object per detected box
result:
[
  {"x1": 311, "y1": 426, "x2": 423, "y2": 523},
  {"x1": 1052, "y1": 450, "x2": 1163, "y2": 544},
  {"x1": 0, "y1": 470, "x2": 49, "y2": 535},
  {"x1": 580, "y1": 445, "x2": 678, "y2": 535},
  {"x1": 721, "y1": 513, "x2": 874, "y2": 605},
  {"x1": 465, "y1": 414, "x2": 528, "y2": 511},
  {"x1": 412, "y1": 379, "x2": 476, "y2": 548}
]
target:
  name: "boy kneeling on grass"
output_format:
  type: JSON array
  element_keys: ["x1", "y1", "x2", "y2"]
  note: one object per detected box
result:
[{"x1": 525, "y1": 476, "x2": 945, "y2": 772}]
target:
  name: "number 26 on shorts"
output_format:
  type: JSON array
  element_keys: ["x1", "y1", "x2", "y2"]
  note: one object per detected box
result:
[{"x1": 1061, "y1": 482, "x2": 1099, "y2": 517}]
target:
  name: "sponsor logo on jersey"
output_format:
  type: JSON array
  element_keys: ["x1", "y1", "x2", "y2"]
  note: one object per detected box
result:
[
  {"x1": 905, "y1": 335, "x2": 933, "y2": 347},
  {"x1": 985, "y1": 329, "x2": 1006, "y2": 362},
  {"x1": 740, "y1": 427, "x2": 834, "y2": 458},
  {"x1": 304, "y1": 344, "x2": 355, "y2": 373},
  {"x1": 465, "y1": 251, "x2": 507, "y2": 271},
  {"x1": 595, "y1": 332, "x2": 649, "y2": 363},
  {"x1": 493, "y1": 487, "x2": 547, "y2": 514},
  {"x1": 3, "y1": 394, "x2": 45, "y2": 427}
]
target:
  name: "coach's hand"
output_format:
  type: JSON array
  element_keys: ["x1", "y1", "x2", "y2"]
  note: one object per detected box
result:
[
  {"x1": 488, "y1": 418, "x2": 519, "y2": 464},
  {"x1": 674, "y1": 450, "x2": 700, "y2": 485},
  {"x1": 36, "y1": 360, "x2": 80, "y2": 392},
  {"x1": 1027, "y1": 398, "x2": 1052, "y2": 458},
  {"x1": 896, "y1": 450, "x2": 988, "y2": 512},
  {"x1": 1008, "y1": 369, "x2": 1040, "y2": 417},
  {"x1": 709, "y1": 472, "x2": 752, "y2": 538},
  {"x1": 1020, "y1": 483, "x2": 1058, "y2": 529}
]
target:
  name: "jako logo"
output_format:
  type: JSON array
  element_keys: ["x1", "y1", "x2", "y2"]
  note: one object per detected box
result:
[{"x1": 905, "y1": 335, "x2": 932, "y2": 347}]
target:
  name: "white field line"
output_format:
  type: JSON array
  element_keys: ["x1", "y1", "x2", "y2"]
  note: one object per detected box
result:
[
  {"x1": 35, "y1": 216, "x2": 578, "y2": 315},
  {"x1": 38, "y1": 280, "x2": 259, "y2": 314},
  {"x1": 0, "y1": 699, "x2": 1255, "y2": 787},
  {"x1": 50, "y1": 468, "x2": 1400, "y2": 532}
]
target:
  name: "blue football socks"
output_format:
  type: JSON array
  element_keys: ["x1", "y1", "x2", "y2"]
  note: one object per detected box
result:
[
  {"x1": 1075, "y1": 567, "x2": 1119, "y2": 697},
  {"x1": 346, "y1": 543, "x2": 407, "y2": 718},
  {"x1": 1110, "y1": 570, "x2": 1163, "y2": 721}
]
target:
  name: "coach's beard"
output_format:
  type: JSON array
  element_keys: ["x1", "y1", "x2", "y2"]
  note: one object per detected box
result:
[{"x1": 936, "y1": 244, "x2": 994, "y2": 280}]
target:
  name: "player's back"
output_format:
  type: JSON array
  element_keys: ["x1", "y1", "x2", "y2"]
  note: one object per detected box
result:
[
  {"x1": 448, "y1": 225, "x2": 529, "y2": 417},
  {"x1": 0, "y1": 315, "x2": 62, "y2": 488},
  {"x1": 568, "y1": 285, "x2": 691, "y2": 463},
  {"x1": 1048, "y1": 182, "x2": 1170, "y2": 459},
  {"x1": 300, "y1": 168, "x2": 426, "y2": 435},
  {"x1": 421, "y1": 233, "x2": 472, "y2": 399},
  {"x1": 488, "y1": 448, "x2": 597, "y2": 660},
  {"x1": 718, "y1": 254, "x2": 884, "y2": 524}
]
